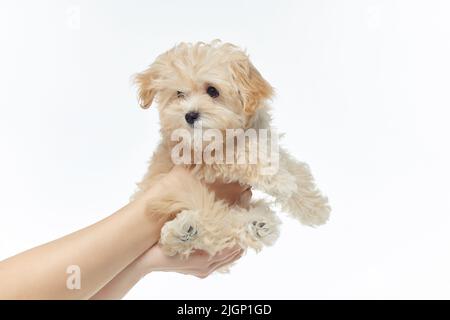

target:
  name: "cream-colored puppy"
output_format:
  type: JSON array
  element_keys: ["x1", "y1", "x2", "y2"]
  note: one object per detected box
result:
[{"x1": 133, "y1": 41, "x2": 330, "y2": 257}]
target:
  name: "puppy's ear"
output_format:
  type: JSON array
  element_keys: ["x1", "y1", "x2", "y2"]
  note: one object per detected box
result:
[
  {"x1": 134, "y1": 65, "x2": 159, "y2": 109},
  {"x1": 231, "y1": 59, "x2": 273, "y2": 114}
]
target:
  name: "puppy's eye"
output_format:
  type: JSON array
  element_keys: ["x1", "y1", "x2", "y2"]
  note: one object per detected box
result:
[
  {"x1": 206, "y1": 86, "x2": 219, "y2": 98},
  {"x1": 177, "y1": 91, "x2": 185, "y2": 98}
]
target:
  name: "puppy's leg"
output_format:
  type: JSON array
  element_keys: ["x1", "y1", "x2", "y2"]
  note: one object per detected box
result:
[
  {"x1": 238, "y1": 200, "x2": 281, "y2": 251},
  {"x1": 160, "y1": 206, "x2": 241, "y2": 258},
  {"x1": 159, "y1": 198, "x2": 280, "y2": 258},
  {"x1": 155, "y1": 174, "x2": 238, "y2": 257},
  {"x1": 160, "y1": 210, "x2": 201, "y2": 257},
  {"x1": 211, "y1": 200, "x2": 280, "y2": 273},
  {"x1": 257, "y1": 149, "x2": 330, "y2": 226}
]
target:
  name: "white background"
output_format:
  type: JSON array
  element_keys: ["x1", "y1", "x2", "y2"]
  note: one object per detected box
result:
[{"x1": 1, "y1": 0, "x2": 450, "y2": 299}]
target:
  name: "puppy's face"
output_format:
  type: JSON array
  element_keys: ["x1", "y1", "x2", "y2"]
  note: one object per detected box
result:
[{"x1": 135, "y1": 41, "x2": 273, "y2": 140}]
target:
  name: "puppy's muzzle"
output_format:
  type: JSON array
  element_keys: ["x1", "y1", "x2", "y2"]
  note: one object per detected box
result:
[{"x1": 185, "y1": 111, "x2": 200, "y2": 125}]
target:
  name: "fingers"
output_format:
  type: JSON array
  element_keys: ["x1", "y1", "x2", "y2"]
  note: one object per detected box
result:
[
  {"x1": 238, "y1": 188, "x2": 252, "y2": 209},
  {"x1": 183, "y1": 246, "x2": 238, "y2": 267},
  {"x1": 207, "y1": 246, "x2": 241, "y2": 266},
  {"x1": 192, "y1": 250, "x2": 243, "y2": 279},
  {"x1": 207, "y1": 180, "x2": 251, "y2": 206},
  {"x1": 183, "y1": 246, "x2": 243, "y2": 279},
  {"x1": 201, "y1": 247, "x2": 243, "y2": 278},
  {"x1": 209, "y1": 249, "x2": 243, "y2": 272}
]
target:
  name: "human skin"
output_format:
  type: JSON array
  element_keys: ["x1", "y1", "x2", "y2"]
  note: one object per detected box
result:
[
  {"x1": 89, "y1": 245, "x2": 243, "y2": 300},
  {"x1": 0, "y1": 166, "x2": 250, "y2": 300}
]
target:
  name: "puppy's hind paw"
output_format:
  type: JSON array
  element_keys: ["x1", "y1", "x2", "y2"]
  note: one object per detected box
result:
[
  {"x1": 179, "y1": 224, "x2": 198, "y2": 242},
  {"x1": 244, "y1": 202, "x2": 281, "y2": 247},
  {"x1": 248, "y1": 219, "x2": 279, "y2": 246},
  {"x1": 160, "y1": 210, "x2": 200, "y2": 256}
]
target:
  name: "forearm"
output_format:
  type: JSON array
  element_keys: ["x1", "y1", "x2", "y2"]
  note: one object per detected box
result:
[
  {"x1": 90, "y1": 253, "x2": 149, "y2": 300},
  {"x1": 0, "y1": 190, "x2": 166, "y2": 300}
]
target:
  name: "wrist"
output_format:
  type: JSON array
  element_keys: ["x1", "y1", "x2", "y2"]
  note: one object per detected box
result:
[
  {"x1": 133, "y1": 248, "x2": 160, "y2": 277},
  {"x1": 133, "y1": 257, "x2": 153, "y2": 278},
  {"x1": 134, "y1": 184, "x2": 171, "y2": 228}
]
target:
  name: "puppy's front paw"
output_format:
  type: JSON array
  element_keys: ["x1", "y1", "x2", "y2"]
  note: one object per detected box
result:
[
  {"x1": 254, "y1": 168, "x2": 298, "y2": 199},
  {"x1": 160, "y1": 210, "x2": 200, "y2": 256}
]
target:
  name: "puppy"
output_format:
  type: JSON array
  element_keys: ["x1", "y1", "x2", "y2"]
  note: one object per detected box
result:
[{"x1": 133, "y1": 41, "x2": 330, "y2": 257}]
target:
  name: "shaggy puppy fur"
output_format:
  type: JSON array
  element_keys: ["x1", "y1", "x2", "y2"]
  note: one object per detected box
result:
[{"x1": 133, "y1": 41, "x2": 330, "y2": 257}]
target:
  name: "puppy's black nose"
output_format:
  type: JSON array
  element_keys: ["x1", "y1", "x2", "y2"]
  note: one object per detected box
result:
[{"x1": 185, "y1": 111, "x2": 200, "y2": 125}]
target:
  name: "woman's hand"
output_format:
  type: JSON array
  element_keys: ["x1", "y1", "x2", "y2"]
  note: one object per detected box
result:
[
  {"x1": 207, "y1": 179, "x2": 252, "y2": 208},
  {"x1": 91, "y1": 244, "x2": 244, "y2": 299},
  {"x1": 136, "y1": 245, "x2": 243, "y2": 278},
  {"x1": 153, "y1": 165, "x2": 252, "y2": 208},
  {"x1": 134, "y1": 166, "x2": 251, "y2": 278},
  {"x1": 90, "y1": 166, "x2": 252, "y2": 299}
]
